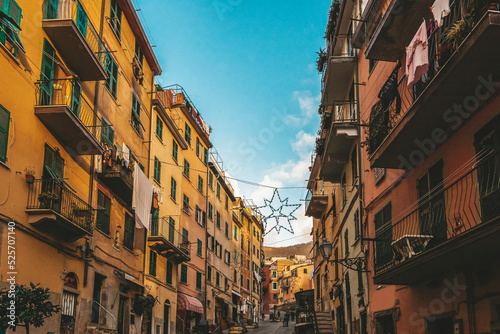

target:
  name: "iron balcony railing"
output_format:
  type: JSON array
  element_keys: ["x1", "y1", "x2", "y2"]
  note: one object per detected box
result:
[
  {"x1": 149, "y1": 216, "x2": 190, "y2": 257},
  {"x1": 305, "y1": 180, "x2": 326, "y2": 213},
  {"x1": 42, "y1": 0, "x2": 108, "y2": 69},
  {"x1": 333, "y1": 101, "x2": 358, "y2": 124},
  {"x1": 35, "y1": 78, "x2": 103, "y2": 144},
  {"x1": 374, "y1": 150, "x2": 500, "y2": 274},
  {"x1": 26, "y1": 179, "x2": 96, "y2": 233},
  {"x1": 368, "y1": 0, "x2": 486, "y2": 153}
]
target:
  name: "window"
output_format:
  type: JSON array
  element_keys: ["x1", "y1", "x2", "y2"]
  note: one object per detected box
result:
[
  {"x1": 240, "y1": 274, "x2": 243, "y2": 286},
  {"x1": 224, "y1": 250, "x2": 230, "y2": 264},
  {"x1": 234, "y1": 270, "x2": 237, "y2": 283},
  {"x1": 170, "y1": 177, "x2": 177, "y2": 201},
  {"x1": 1, "y1": 0, "x2": 21, "y2": 27},
  {"x1": 183, "y1": 159, "x2": 190, "y2": 179},
  {"x1": 273, "y1": 294, "x2": 277, "y2": 301},
  {"x1": 131, "y1": 94, "x2": 142, "y2": 133},
  {"x1": 247, "y1": 241, "x2": 250, "y2": 255},
  {"x1": 198, "y1": 175, "x2": 203, "y2": 193},
  {"x1": 247, "y1": 259, "x2": 250, "y2": 270},
  {"x1": 196, "y1": 272, "x2": 202, "y2": 290},
  {"x1": 149, "y1": 250, "x2": 157, "y2": 276},
  {"x1": 172, "y1": 140, "x2": 178, "y2": 161},
  {"x1": 91, "y1": 273, "x2": 105, "y2": 323},
  {"x1": 197, "y1": 239, "x2": 202, "y2": 257},
  {"x1": 208, "y1": 172, "x2": 213, "y2": 189},
  {"x1": 182, "y1": 228, "x2": 189, "y2": 245},
  {"x1": 234, "y1": 226, "x2": 238, "y2": 240},
  {"x1": 156, "y1": 115, "x2": 163, "y2": 140},
  {"x1": 154, "y1": 157, "x2": 161, "y2": 183},
  {"x1": 272, "y1": 271, "x2": 277, "y2": 278},
  {"x1": 43, "y1": 144, "x2": 64, "y2": 179},
  {"x1": 195, "y1": 205, "x2": 202, "y2": 225},
  {"x1": 182, "y1": 194, "x2": 190, "y2": 213},
  {"x1": 196, "y1": 137, "x2": 200, "y2": 157},
  {"x1": 374, "y1": 203, "x2": 392, "y2": 269},
  {"x1": 134, "y1": 40, "x2": 143, "y2": 68},
  {"x1": 303, "y1": 268, "x2": 308, "y2": 274},
  {"x1": 354, "y1": 209, "x2": 360, "y2": 240},
  {"x1": 246, "y1": 279, "x2": 250, "y2": 290},
  {"x1": 341, "y1": 173, "x2": 347, "y2": 207},
  {"x1": 216, "y1": 211, "x2": 221, "y2": 228},
  {"x1": 208, "y1": 203, "x2": 213, "y2": 220},
  {"x1": 253, "y1": 245, "x2": 255, "y2": 255},
  {"x1": 351, "y1": 148, "x2": 358, "y2": 182},
  {"x1": 101, "y1": 119, "x2": 114, "y2": 148},
  {"x1": 180, "y1": 264, "x2": 188, "y2": 284},
  {"x1": 203, "y1": 147, "x2": 208, "y2": 165},
  {"x1": 109, "y1": 0, "x2": 122, "y2": 39},
  {"x1": 166, "y1": 261, "x2": 173, "y2": 285},
  {"x1": 124, "y1": 213, "x2": 135, "y2": 250},
  {"x1": 225, "y1": 195, "x2": 229, "y2": 211},
  {"x1": 207, "y1": 266, "x2": 212, "y2": 282},
  {"x1": 225, "y1": 222, "x2": 229, "y2": 238},
  {"x1": 104, "y1": 53, "x2": 118, "y2": 99},
  {"x1": 185, "y1": 122, "x2": 191, "y2": 145},
  {"x1": 216, "y1": 272, "x2": 220, "y2": 287},
  {"x1": 96, "y1": 190, "x2": 111, "y2": 235},
  {"x1": 357, "y1": 267, "x2": 364, "y2": 292},
  {"x1": 216, "y1": 183, "x2": 221, "y2": 199},
  {"x1": 234, "y1": 249, "x2": 237, "y2": 261},
  {"x1": 272, "y1": 281, "x2": 278, "y2": 290},
  {"x1": 344, "y1": 229, "x2": 349, "y2": 256}
]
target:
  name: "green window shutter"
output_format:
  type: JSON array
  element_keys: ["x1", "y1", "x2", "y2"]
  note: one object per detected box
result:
[
  {"x1": 134, "y1": 40, "x2": 143, "y2": 68},
  {"x1": 101, "y1": 119, "x2": 114, "y2": 147},
  {"x1": 183, "y1": 160, "x2": 189, "y2": 178},
  {"x1": 75, "y1": 2, "x2": 88, "y2": 38},
  {"x1": 180, "y1": 264, "x2": 188, "y2": 283},
  {"x1": 196, "y1": 137, "x2": 200, "y2": 157},
  {"x1": 131, "y1": 94, "x2": 141, "y2": 131},
  {"x1": 203, "y1": 147, "x2": 208, "y2": 165},
  {"x1": 149, "y1": 250, "x2": 157, "y2": 276},
  {"x1": 172, "y1": 140, "x2": 178, "y2": 161},
  {"x1": 151, "y1": 210, "x2": 159, "y2": 236},
  {"x1": 43, "y1": 144, "x2": 64, "y2": 179},
  {"x1": 168, "y1": 217, "x2": 175, "y2": 243},
  {"x1": 216, "y1": 212, "x2": 220, "y2": 228},
  {"x1": 208, "y1": 172, "x2": 213, "y2": 188},
  {"x1": 170, "y1": 177, "x2": 176, "y2": 200},
  {"x1": 207, "y1": 266, "x2": 212, "y2": 282},
  {"x1": 195, "y1": 205, "x2": 200, "y2": 223},
  {"x1": 105, "y1": 54, "x2": 118, "y2": 99},
  {"x1": 197, "y1": 239, "x2": 202, "y2": 256},
  {"x1": 96, "y1": 190, "x2": 111, "y2": 235},
  {"x1": 196, "y1": 272, "x2": 202, "y2": 290},
  {"x1": 156, "y1": 115, "x2": 163, "y2": 140},
  {"x1": 0, "y1": 105, "x2": 10, "y2": 163},
  {"x1": 198, "y1": 176, "x2": 203, "y2": 192},
  {"x1": 124, "y1": 213, "x2": 135, "y2": 250},
  {"x1": 216, "y1": 272, "x2": 220, "y2": 287},
  {"x1": 70, "y1": 80, "x2": 82, "y2": 117},
  {"x1": 43, "y1": 0, "x2": 58, "y2": 19},
  {"x1": 109, "y1": 0, "x2": 122, "y2": 39},
  {"x1": 185, "y1": 123, "x2": 191, "y2": 145},
  {"x1": 182, "y1": 228, "x2": 188, "y2": 244},
  {"x1": 3, "y1": 0, "x2": 22, "y2": 27},
  {"x1": 40, "y1": 39, "x2": 56, "y2": 105},
  {"x1": 166, "y1": 261, "x2": 173, "y2": 285},
  {"x1": 154, "y1": 157, "x2": 161, "y2": 183},
  {"x1": 234, "y1": 226, "x2": 237, "y2": 240}
]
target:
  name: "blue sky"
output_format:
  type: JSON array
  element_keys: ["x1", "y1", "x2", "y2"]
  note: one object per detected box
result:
[{"x1": 137, "y1": 0, "x2": 331, "y2": 246}]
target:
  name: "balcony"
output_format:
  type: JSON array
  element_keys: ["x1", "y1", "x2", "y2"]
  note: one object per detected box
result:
[
  {"x1": 26, "y1": 179, "x2": 95, "y2": 241},
  {"x1": 305, "y1": 180, "x2": 329, "y2": 219},
  {"x1": 97, "y1": 159, "x2": 134, "y2": 207},
  {"x1": 149, "y1": 217, "x2": 190, "y2": 263},
  {"x1": 373, "y1": 151, "x2": 500, "y2": 285},
  {"x1": 35, "y1": 79, "x2": 103, "y2": 155},
  {"x1": 42, "y1": 0, "x2": 107, "y2": 81},
  {"x1": 321, "y1": 47, "x2": 356, "y2": 106},
  {"x1": 368, "y1": 8, "x2": 500, "y2": 168},
  {"x1": 320, "y1": 102, "x2": 358, "y2": 182},
  {"x1": 364, "y1": 0, "x2": 434, "y2": 60}
]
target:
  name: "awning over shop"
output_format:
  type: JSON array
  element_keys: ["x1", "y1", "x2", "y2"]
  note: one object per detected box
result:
[
  {"x1": 177, "y1": 293, "x2": 203, "y2": 314},
  {"x1": 231, "y1": 290, "x2": 242, "y2": 298}
]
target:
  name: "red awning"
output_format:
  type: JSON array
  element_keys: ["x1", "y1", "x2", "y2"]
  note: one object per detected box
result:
[{"x1": 177, "y1": 293, "x2": 204, "y2": 314}]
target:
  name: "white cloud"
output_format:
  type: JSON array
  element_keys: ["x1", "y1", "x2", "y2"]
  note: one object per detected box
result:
[
  {"x1": 292, "y1": 130, "x2": 316, "y2": 159},
  {"x1": 285, "y1": 91, "x2": 321, "y2": 125}
]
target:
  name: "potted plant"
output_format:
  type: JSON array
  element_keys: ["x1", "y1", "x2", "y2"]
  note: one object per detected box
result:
[
  {"x1": 24, "y1": 166, "x2": 36, "y2": 184},
  {"x1": 316, "y1": 48, "x2": 327, "y2": 72},
  {"x1": 38, "y1": 192, "x2": 60, "y2": 208}
]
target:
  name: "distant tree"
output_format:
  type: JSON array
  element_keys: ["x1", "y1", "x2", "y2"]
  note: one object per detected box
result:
[{"x1": 0, "y1": 282, "x2": 60, "y2": 334}]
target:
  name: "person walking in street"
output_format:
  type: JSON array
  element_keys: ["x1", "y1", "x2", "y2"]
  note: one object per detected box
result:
[{"x1": 283, "y1": 312, "x2": 290, "y2": 327}]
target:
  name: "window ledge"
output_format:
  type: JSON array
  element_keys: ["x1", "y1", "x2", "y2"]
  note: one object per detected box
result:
[
  {"x1": 96, "y1": 229, "x2": 111, "y2": 239},
  {"x1": 0, "y1": 160, "x2": 10, "y2": 170}
]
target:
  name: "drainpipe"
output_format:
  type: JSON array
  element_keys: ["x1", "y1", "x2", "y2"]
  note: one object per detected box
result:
[{"x1": 204, "y1": 147, "x2": 210, "y2": 321}]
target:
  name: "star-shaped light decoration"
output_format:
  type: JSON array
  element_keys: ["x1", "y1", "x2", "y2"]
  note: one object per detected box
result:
[{"x1": 258, "y1": 189, "x2": 301, "y2": 235}]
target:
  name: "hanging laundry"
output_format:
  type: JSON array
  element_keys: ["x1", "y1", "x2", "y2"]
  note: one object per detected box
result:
[
  {"x1": 153, "y1": 185, "x2": 164, "y2": 204},
  {"x1": 406, "y1": 21, "x2": 429, "y2": 89},
  {"x1": 95, "y1": 155, "x2": 103, "y2": 173},
  {"x1": 132, "y1": 163, "x2": 154, "y2": 230},
  {"x1": 122, "y1": 144, "x2": 130, "y2": 168},
  {"x1": 431, "y1": 0, "x2": 451, "y2": 27},
  {"x1": 378, "y1": 63, "x2": 402, "y2": 114}
]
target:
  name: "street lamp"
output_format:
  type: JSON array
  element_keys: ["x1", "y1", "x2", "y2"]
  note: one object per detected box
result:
[
  {"x1": 319, "y1": 238, "x2": 332, "y2": 260},
  {"x1": 318, "y1": 238, "x2": 367, "y2": 272}
]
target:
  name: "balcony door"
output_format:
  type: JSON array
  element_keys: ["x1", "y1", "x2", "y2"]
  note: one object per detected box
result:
[
  {"x1": 40, "y1": 39, "x2": 56, "y2": 105},
  {"x1": 476, "y1": 124, "x2": 500, "y2": 222},
  {"x1": 417, "y1": 160, "x2": 446, "y2": 247}
]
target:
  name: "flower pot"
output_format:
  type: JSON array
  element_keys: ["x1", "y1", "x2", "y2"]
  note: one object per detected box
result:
[{"x1": 25, "y1": 174, "x2": 35, "y2": 184}]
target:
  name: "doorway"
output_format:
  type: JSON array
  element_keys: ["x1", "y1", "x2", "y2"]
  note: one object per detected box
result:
[{"x1": 164, "y1": 301, "x2": 170, "y2": 334}]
